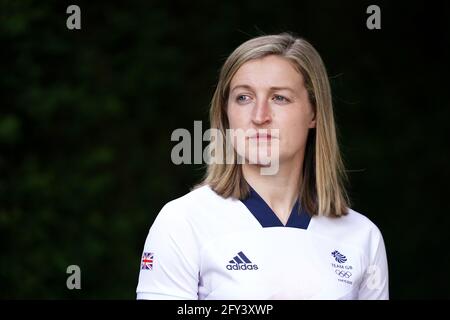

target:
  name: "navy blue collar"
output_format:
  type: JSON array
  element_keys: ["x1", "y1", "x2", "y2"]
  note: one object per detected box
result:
[{"x1": 241, "y1": 184, "x2": 311, "y2": 229}]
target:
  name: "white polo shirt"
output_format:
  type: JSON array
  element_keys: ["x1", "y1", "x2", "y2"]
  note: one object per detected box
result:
[{"x1": 136, "y1": 184, "x2": 389, "y2": 300}]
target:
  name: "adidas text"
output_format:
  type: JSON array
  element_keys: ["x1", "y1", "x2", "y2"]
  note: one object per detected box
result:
[{"x1": 226, "y1": 264, "x2": 259, "y2": 270}]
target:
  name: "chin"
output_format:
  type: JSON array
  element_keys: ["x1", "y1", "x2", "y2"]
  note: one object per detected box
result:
[{"x1": 245, "y1": 150, "x2": 277, "y2": 166}]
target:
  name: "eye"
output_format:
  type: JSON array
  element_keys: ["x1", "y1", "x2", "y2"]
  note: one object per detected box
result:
[
  {"x1": 236, "y1": 95, "x2": 251, "y2": 104},
  {"x1": 273, "y1": 95, "x2": 290, "y2": 103}
]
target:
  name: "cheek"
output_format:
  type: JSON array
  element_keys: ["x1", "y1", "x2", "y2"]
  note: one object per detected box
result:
[
  {"x1": 279, "y1": 115, "x2": 311, "y2": 149},
  {"x1": 227, "y1": 106, "x2": 246, "y2": 129},
  {"x1": 226, "y1": 112, "x2": 236, "y2": 129}
]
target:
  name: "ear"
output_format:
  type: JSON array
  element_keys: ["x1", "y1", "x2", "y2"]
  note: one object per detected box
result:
[{"x1": 309, "y1": 113, "x2": 316, "y2": 128}]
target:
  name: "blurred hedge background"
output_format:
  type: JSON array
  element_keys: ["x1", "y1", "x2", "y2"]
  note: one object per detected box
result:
[{"x1": 1, "y1": 0, "x2": 449, "y2": 299}]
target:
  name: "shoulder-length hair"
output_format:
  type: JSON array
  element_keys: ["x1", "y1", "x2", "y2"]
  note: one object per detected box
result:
[{"x1": 194, "y1": 33, "x2": 350, "y2": 217}]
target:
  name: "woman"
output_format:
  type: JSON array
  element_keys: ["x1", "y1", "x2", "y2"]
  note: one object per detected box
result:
[{"x1": 136, "y1": 33, "x2": 389, "y2": 300}]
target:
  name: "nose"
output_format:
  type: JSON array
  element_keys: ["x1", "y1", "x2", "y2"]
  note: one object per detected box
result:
[{"x1": 252, "y1": 98, "x2": 272, "y2": 125}]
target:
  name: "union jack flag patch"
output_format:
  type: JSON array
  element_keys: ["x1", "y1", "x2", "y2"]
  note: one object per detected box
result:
[{"x1": 141, "y1": 252, "x2": 154, "y2": 270}]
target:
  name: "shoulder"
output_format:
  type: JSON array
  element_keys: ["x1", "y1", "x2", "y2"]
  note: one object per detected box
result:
[
  {"x1": 160, "y1": 185, "x2": 213, "y2": 212},
  {"x1": 161, "y1": 184, "x2": 224, "y2": 211},
  {"x1": 311, "y1": 207, "x2": 382, "y2": 233},
  {"x1": 309, "y1": 208, "x2": 385, "y2": 251},
  {"x1": 153, "y1": 184, "x2": 234, "y2": 226},
  {"x1": 345, "y1": 208, "x2": 384, "y2": 240},
  {"x1": 148, "y1": 184, "x2": 242, "y2": 248}
]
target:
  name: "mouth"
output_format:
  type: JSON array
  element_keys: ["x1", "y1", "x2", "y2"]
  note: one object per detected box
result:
[{"x1": 247, "y1": 133, "x2": 274, "y2": 140}]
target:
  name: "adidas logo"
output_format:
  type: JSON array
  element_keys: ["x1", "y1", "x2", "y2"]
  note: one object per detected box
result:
[{"x1": 226, "y1": 251, "x2": 259, "y2": 271}]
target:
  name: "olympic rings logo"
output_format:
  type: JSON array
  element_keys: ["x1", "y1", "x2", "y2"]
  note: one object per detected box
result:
[{"x1": 335, "y1": 269, "x2": 352, "y2": 278}]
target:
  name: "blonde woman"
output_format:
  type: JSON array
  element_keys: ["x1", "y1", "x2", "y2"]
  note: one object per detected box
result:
[{"x1": 137, "y1": 33, "x2": 389, "y2": 300}]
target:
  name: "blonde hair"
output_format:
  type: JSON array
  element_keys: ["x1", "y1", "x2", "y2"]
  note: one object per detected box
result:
[{"x1": 194, "y1": 33, "x2": 350, "y2": 217}]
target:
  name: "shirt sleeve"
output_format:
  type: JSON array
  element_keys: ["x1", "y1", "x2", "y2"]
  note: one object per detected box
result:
[
  {"x1": 136, "y1": 202, "x2": 200, "y2": 300},
  {"x1": 358, "y1": 226, "x2": 389, "y2": 300}
]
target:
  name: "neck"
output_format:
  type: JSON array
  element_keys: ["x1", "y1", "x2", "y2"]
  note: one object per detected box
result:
[{"x1": 242, "y1": 156, "x2": 303, "y2": 225}]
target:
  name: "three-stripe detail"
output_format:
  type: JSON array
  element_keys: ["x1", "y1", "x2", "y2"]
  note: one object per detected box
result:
[{"x1": 228, "y1": 251, "x2": 252, "y2": 264}]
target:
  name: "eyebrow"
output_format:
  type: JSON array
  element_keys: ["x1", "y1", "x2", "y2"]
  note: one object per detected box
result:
[{"x1": 230, "y1": 84, "x2": 297, "y2": 93}]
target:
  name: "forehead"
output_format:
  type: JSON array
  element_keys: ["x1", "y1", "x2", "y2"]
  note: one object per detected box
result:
[{"x1": 230, "y1": 55, "x2": 304, "y2": 89}]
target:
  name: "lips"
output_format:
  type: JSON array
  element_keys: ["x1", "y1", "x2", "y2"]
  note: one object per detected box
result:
[
  {"x1": 247, "y1": 133, "x2": 275, "y2": 140},
  {"x1": 253, "y1": 134, "x2": 271, "y2": 139}
]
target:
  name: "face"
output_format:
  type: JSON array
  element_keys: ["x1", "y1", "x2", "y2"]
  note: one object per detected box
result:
[{"x1": 226, "y1": 55, "x2": 316, "y2": 168}]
